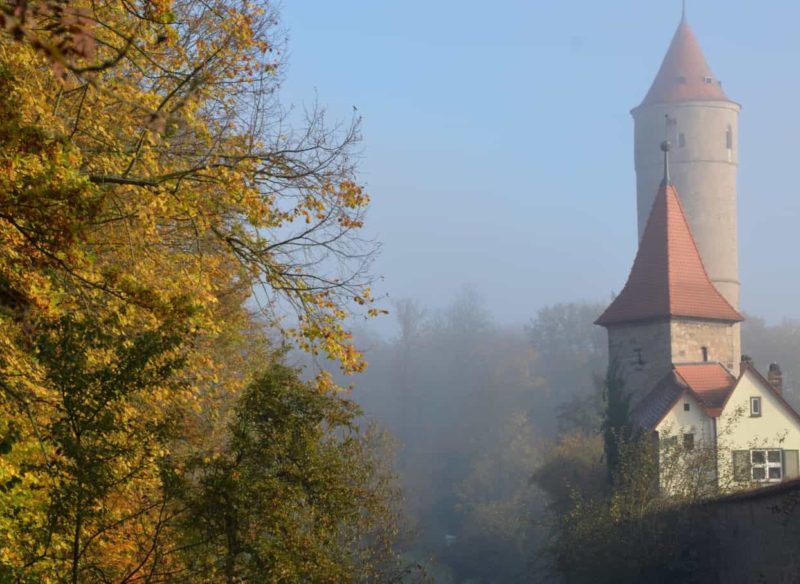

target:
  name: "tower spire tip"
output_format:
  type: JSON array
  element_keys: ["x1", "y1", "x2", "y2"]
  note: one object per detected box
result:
[{"x1": 660, "y1": 140, "x2": 672, "y2": 187}]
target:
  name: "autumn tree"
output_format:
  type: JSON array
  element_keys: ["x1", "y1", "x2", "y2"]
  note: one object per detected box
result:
[
  {"x1": 0, "y1": 0, "x2": 399, "y2": 580},
  {"x1": 171, "y1": 364, "x2": 404, "y2": 583}
]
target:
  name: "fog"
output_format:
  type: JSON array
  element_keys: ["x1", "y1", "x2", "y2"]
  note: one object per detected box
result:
[
  {"x1": 317, "y1": 289, "x2": 800, "y2": 581},
  {"x1": 282, "y1": 0, "x2": 800, "y2": 327},
  {"x1": 276, "y1": 1, "x2": 800, "y2": 581}
]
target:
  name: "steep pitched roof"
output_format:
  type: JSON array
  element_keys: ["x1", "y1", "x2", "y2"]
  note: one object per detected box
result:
[
  {"x1": 675, "y1": 363, "x2": 737, "y2": 416},
  {"x1": 632, "y1": 371, "x2": 686, "y2": 431},
  {"x1": 633, "y1": 363, "x2": 737, "y2": 430},
  {"x1": 595, "y1": 181, "x2": 743, "y2": 326},
  {"x1": 638, "y1": 17, "x2": 730, "y2": 107}
]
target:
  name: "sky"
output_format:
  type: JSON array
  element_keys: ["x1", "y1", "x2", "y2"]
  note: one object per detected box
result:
[{"x1": 279, "y1": 0, "x2": 800, "y2": 331}]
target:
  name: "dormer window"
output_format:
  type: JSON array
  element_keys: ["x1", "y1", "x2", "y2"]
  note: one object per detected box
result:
[{"x1": 703, "y1": 76, "x2": 713, "y2": 84}]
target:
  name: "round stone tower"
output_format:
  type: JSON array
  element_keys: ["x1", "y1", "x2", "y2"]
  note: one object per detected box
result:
[{"x1": 632, "y1": 15, "x2": 740, "y2": 309}]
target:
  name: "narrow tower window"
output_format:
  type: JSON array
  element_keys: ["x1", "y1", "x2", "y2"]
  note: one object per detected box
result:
[
  {"x1": 678, "y1": 133, "x2": 686, "y2": 148},
  {"x1": 702, "y1": 347, "x2": 709, "y2": 362},
  {"x1": 726, "y1": 126, "x2": 733, "y2": 150}
]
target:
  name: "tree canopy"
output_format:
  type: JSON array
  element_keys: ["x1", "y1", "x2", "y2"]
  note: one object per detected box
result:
[{"x1": 0, "y1": 1, "x2": 402, "y2": 581}]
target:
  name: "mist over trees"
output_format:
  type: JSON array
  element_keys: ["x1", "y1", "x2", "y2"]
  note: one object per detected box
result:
[
  {"x1": 338, "y1": 289, "x2": 800, "y2": 582},
  {"x1": 339, "y1": 289, "x2": 606, "y2": 581}
]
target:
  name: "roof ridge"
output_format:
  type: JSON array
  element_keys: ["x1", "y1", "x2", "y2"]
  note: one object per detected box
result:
[
  {"x1": 666, "y1": 185, "x2": 740, "y2": 318},
  {"x1": 596, "y1": 181, "x2": 743, "y2": 327}
]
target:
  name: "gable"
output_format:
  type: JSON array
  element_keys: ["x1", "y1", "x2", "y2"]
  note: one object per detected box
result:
[
  {"x1": 656, "y1": 390, "x2": 710, "y2": 434},
  {"x1": 719, "y1": 369, "x2": 800, "y2": 447}
]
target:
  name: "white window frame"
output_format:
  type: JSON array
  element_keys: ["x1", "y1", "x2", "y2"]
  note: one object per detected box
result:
[
  {"x1": 750, "y1": 396, "x2": 762, "y2": 417},
  {"x1": 751, "y1": 449, "x2": 782, "y2": 482}
]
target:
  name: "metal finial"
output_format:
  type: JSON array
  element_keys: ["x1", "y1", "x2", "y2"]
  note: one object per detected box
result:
[
  {"x1": 682, "y1": 0, "x2": 687, "y2": 21},
  {"x1": 661, "y1": 141, "x2": 672, "y2": 186}
]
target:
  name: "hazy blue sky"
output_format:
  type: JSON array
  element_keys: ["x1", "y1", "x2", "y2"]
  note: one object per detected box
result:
[{"x1": 280, "y1": 1, "x2": 800, "y2": 329}]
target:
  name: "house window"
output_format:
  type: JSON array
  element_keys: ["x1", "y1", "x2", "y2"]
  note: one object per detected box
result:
[
  {"x1": 751, "y1": 449, "x2": 782, "y2": 482},
  {"x1": 701, "y1": 346, "x2": 709, "y2": 362},
  {"x1": 679, "y1": 133, "x2": 686, "y2": 148},
  {"x1": 750, "y1": 396, "x2": 762, "y2": 417},
  {"x1": 683, "y1": 433, "x2": 695, "y2": 451},
  {"x1": 684, "y1": 403, "x2": 691, "y2": 412}
]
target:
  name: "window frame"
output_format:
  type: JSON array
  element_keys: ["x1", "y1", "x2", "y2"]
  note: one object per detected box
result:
[
  {"x1": 750, "y1": 396, "x2": 762, "y2": 417},
  {"x1": 751, "y1": 449, "x2": 782, "y2": 483}
]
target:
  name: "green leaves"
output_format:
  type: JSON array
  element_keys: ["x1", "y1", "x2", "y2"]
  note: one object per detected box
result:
[{"x1": 174, "y1": 363, "x2": 399, "y2": 583}]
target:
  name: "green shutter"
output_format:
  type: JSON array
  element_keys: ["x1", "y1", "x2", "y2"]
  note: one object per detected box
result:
[
  {"x1": 733, "y1": 450, "x2": 750, "y2": 482},
  {"x1": 784, "y1": 450, "x2": 799, "y2": 479}
]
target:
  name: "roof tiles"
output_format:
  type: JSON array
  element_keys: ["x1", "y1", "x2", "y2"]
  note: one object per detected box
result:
[
  {"x1": 675, "y1": 363, "x2": 737, "y2": 415},
  {"x1": 639, "y1": 18, "x2": 730, "y2": 107},
  {"x1": 596, "y1": 181, "x2": 743, "y2": 326},
  {"x1": 633, "y1": 363, "x2": 737, "y2": 429}
]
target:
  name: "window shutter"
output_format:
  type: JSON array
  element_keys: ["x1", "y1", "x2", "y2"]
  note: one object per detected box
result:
[
  {"x1": 784, "y1": 450, "x2": 800, "y2": 479},
  {"x1": 733, "y1": 450, "x2": 750, "y2": 482}
]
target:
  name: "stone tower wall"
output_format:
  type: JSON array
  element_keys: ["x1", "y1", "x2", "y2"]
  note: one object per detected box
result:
[
  {"x1": 608, "y1": 318, "x2": 740, "y2": 403},
  {"x1": 633, "y1": 100, "x2": 741, "y2": 309},
  {"x1": 607, "y1": 321, "x2": 673, "y2": 403},
  {"x1": 670, "y1": 319, "x2": 741, "y2": 372}
]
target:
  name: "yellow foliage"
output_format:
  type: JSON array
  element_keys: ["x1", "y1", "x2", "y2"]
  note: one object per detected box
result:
[{"x1": 0, "y1": 0, "x2": 384, "y2": 579}]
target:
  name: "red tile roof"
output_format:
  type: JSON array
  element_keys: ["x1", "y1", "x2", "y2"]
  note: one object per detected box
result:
[
  {"x1": 638, "y1": 18, "x2": 730, "y2": 107},
  {"x1": 633, "y1": 364, "x2": 736, "y2": 429},
  {"x1": 675, "y1": 363, "x2": 736, "y2": 416},
  {"x1": 632, "y1": 371, "x2": 686, "y2": 430},
  {"x1": 595, "y1": 181, "x2": 743, "y2": 326}
]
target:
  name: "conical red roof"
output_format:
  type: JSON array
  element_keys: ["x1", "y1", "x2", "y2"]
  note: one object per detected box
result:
[
  {"x1": 639, "y1": 18, "x2": 729, "y2": 107},
  {"x1": 596, "y1": 181, "x2": 742, "y2": 326}
]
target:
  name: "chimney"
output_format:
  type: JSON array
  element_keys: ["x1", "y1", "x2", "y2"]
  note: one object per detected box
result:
[
  {"x1": 768, "y1": 363, "x2": 784, "y2": 394},
  {"x1": 740, "y1": 354, "x2": 753, "y2": 375}
]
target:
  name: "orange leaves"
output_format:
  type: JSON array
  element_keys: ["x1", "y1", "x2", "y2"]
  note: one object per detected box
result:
[{"x1": 0, "y1": 0, "x2": 382, "y2": 389}]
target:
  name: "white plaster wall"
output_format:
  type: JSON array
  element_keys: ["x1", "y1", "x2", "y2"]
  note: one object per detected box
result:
[
  {"x1": 718, "y1": 371, "x2": 800, "y2": 452},
  {"x1": 657, "y1": 392, "x2": 716, "y2": 494},
  {"x1": 633, "y1": 100, "x2": 740, "y2": 308},
  {"x1": 658, "y1": 392, "x2": 714, "y2": 447},
  {"x1": 716, "y1": 370, "x2": 800, "y2": 487}
]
